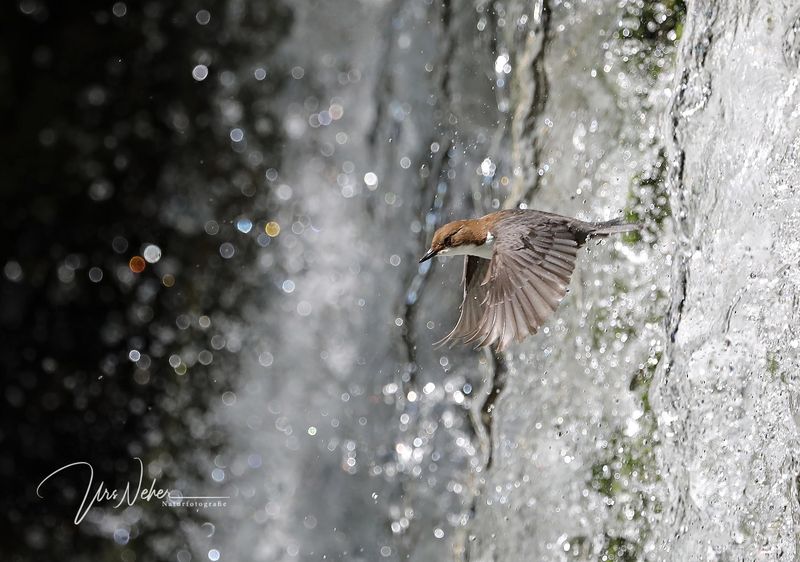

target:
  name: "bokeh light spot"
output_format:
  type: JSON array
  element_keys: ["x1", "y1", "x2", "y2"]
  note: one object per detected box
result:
[
  {"x1": 205, "y1": 220, "x2": 220, "y2": 235},
  {"x1": 265, "y1": 222, "x2": 280, "y2": 237},
  {"x1": 219, "y1": 243, "x2": 235, "y2": 259},
  {"x1": 113, "y1": 527, "x2": 130, "y2": 545},
  {"x1": 129, "y1": 256, "x2": 145, "y2": 273},
  {"x1": 4, "y1": 261, "x2": 23, "y2": 282},
  {"x1": 364, "y1": 172, "x2": 378, "y2": 188},
  {"x1": 111, "y1": 2, "x2": 127, "y2": 18},
  {"x1": 143, "y1": 244, "x2": 162, "y2": 263},
  {"x1": 236, "y1": 218, "x2": 253, "y2": 233},
  {"x1": 192, "y1": 64, "x2": 209, "y2": 81},
  {"x1": 195, "y1": 9, "x2": 211, "y2": 25}
]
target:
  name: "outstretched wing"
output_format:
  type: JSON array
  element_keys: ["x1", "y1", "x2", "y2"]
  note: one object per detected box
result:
[
  {"x1": 455, "y1": 215, "x2": 582, "y2": 351},
  {"x1": 435, "y1": 255, "x2": 491, "y2": 348}
]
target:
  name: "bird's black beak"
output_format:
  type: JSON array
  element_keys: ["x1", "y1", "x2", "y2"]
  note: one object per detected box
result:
[{"x1": 419, "y1": 248, "x2": 437, "y2": 263}]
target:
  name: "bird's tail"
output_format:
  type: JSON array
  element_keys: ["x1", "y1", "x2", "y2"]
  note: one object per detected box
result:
[{"x1": 590, "y1": 217, "x2": 640, "y2": 237}]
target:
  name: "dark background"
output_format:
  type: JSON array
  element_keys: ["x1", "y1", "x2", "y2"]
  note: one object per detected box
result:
[{"x1": 0, "y1": 1, "x2": 290, "y2": 560}]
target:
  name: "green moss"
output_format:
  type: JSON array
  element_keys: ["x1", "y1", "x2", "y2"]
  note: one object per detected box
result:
[
  {"x1": 615, "y1": 0, "x2": 686, "y2": 53},
  {"x1": 573, "y1": 5, "x2": 686, "y2": 555},
  {"x1": 590, "y1": 430, "x2": 656, "y2": 500},
  {"x1": 674, "y1": 20, "x2": 684, "y2": 41},
  {"x1": 578, "y1": 346, "x2": 662, "y2": 561},
  {"x1": 767, "y1": 352, "x2": 791, "y2": 384},
  {"x1": 623, "y1": 149, "x2": 671, "y2": 245},
  {"x1": 636, "y1": 0, "x2": 686, "y2": 44},
  {"x1": 613, "y1": 279, "x2": 631, "y2": 294},
  {"x1": 766, "y1": 352, "x2": 779, "y2": 376},
  {"x1": 630, "y1": 351, "x2": 660, "y2": 392},
  {"x1": 565, "y1": 533, "x2": 644, "y2": 561},
  {"x1": 600, "y1": 536, "x2": 641, "y2": 562},
  {"x1": 614, "y1": 0, "x2": 687, "y2": 86}
]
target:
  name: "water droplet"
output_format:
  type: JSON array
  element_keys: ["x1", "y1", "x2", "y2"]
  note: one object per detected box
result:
[
  {"x1": 89, "y1": 267, "x2": 103, "y2": 283},
  {"x1": 111, "y1": 2, "x2": 127, "y2": 17},
  {"x1": 129, "y1": 256, "x2": 145, "y2": 273},
  {"x1": 4, "y1": 261, "x2": 22, "y2": 282},
  {"x1": 204, "y1": 220, "x2": 219, "y2": 235},
  {"x1": 258, "y1": 352, "x2": 274, "y2": 367},
  {"x1": 195, "y1": 9, "x2": 211, "y2": 25},
  {"x1": 143, "y1": 244, "x2": 161, "y2": 264},
  {"x1": 265, "y1": 222, "x2": 281, "y2": 237},
  {"x1": 193, "y1": 65, "x2": 209, "y2": 81},
  {"x1": 219, "y1": 243, "x2": 235, "y2": 259},
  {"x1": 113, "y1": 528, "x2": 130, "y2": 545}
]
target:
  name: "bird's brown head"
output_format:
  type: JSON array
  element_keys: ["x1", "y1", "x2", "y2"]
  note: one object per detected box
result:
[{"x1": 419, "y1": 219, "x2": 487, "y2": 263}]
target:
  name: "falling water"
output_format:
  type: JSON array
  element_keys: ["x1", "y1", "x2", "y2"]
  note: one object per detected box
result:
[
  {"x1": 211, "y1": 0, "x2": 681, "y2": 560},
  {"x1": 652, "y1": 2, "x2": 800, "y2": 560},
  {"x1": 8, "y1": 0, "x2": 800, "y2": 561}
]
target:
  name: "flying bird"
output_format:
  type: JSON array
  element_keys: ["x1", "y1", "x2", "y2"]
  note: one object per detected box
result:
[{"x1": 419, "y1": 209, "x2": 638, "y2": 351}]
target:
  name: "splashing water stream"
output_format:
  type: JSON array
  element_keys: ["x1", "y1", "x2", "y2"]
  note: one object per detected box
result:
[{"x1": 211, "y1": 0, "x2": 688, "y2": 560}]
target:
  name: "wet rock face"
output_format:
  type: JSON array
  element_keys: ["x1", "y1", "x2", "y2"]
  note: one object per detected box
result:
[
  {"x1": 466, "y1": 1, "x2": 800, "y2": 560},
  {"x1": 464, "y1": 0, "x2": 679, "y2": 559},
  {"x1": 654, "y1": 2, "x2": 800, "y2": 560}
]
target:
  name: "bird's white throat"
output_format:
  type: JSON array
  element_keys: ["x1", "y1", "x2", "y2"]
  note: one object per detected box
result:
[{"x1": 439, "y1": 232, "x2": 494, "y2": 259}]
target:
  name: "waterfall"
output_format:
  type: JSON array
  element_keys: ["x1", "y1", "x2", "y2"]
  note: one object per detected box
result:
[
  {"x1": 10, "y1": 0, "x2": 800, "y2": 560},
  {"x1": 652, "y1": 1, "x2": 800, "y2": 559},
  {"x1": 214, "y1": 0, "x2": 686, "y2": 560}
]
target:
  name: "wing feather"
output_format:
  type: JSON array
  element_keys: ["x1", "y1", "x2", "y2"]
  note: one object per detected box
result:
[
  {"x1": 436, "y1": 210, "x2": 592, "y2": 350},
  {"x1": 452, "y1": 212, "x2": 583, "y2": 350},
  {"x1": 434, "y1": 256, "x2": 490, "y2": 347}
]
